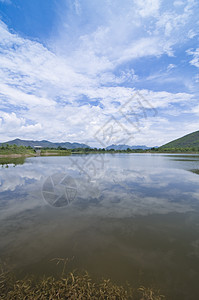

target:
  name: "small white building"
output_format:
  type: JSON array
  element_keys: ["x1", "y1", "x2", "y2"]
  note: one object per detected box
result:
[{"x1": 34, "y1": 146, "x2": 42, "y2": 155}]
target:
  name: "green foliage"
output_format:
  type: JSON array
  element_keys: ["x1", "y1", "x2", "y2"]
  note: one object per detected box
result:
[
  {"x1": 156, "y1": 146, "x2": 199, "y2": 153},
  {"x1": 161, "y1": 130, "x2": 199, "y2": 149},
  {"x1": 0, "y1": 144, "x2": 35, "y2": 155},
  {"x1": 0, "y1": 157, "x2": 26, "y2": 167}
]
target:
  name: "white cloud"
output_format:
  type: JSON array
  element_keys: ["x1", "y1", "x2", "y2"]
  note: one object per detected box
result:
[
  {"x1": 53, "y1": 0, "x2": 196, "y2": 75},
  {"x1": 173, "y1": 0, "x2": 184, "y2": 6},
  {"x1": 118, "y1": 37, "x2": 174, "y2": 64},
  {"x1": 134, "y1": 0, "x2": 161, "y2": 18},
  {"x1": 187, "y1": 29, "x2": 197, "y2": 39},
  {"x1": 0, "y1": 0, "x2": 198, "y2": 146},
  {"x1": 187, "y1": 48, "x2": 199, "y2": 68},
  {"x1": 194, "y1": 74, "x2": 199, "y2": 83},
  {"x1": 167, "y1": 64, "x2": 176, "y2": 71},
  {"x1": 74, "y1": 0, "x2": 81, "y2": 15}
]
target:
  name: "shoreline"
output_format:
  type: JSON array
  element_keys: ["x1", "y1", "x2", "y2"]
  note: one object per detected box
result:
[
  {"x1": 0, "y1": 154, "x2": 34, "y2": 158},
  {"x1": 0, "y1": 152, "x2": 71, "y2": 158},
  {"x1": 1, "y1": 151, "x2": 199, "y2": 158}
]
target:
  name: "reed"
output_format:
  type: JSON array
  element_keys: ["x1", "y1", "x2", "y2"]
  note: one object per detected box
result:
[{"x1": 0, "y1": 261, "x2": 165, "y2": 300}]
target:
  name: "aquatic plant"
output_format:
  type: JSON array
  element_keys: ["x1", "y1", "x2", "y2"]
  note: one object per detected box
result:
[{"x1": 0, "y1": 261, "x2": 164, "y2": 300}]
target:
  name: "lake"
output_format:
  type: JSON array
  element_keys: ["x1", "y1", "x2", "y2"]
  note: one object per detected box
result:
[{"x1": 0, "y1": 153, "x2": 199, "y2": 299}]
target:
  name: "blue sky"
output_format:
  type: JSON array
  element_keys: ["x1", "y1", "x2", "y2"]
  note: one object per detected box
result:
[{"x1": 0, "y1": 0, "x2": 199, "y2": 147}]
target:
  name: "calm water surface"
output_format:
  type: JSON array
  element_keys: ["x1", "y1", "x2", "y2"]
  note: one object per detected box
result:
[{"x1": 1, "y1": 153, "x2": 199, "y2": 299}]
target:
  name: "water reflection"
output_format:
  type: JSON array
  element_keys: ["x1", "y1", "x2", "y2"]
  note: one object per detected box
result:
[
  {"x1": 0, "y1": 157, "x2": 26, "y2": 168},
  {"x1": 1, "y1": 155, "x2": 199, "y2": 217},
  {"x1": 0, "y1": 154, "x2": 199, "y2": 299}
]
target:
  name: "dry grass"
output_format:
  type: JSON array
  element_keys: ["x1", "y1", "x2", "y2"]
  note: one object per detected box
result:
[{"x1": 0, "y1": 261, "x2": 165, "y2": 300}]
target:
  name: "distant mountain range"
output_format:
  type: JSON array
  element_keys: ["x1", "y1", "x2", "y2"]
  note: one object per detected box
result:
[
  {"x1": 0, "y1": 139, "x2": 151, "y2": 150},
  {"x1": 106, "y1": 144, "x2": 151, "y2": 150},
  {"x1": 0, "y1": 139, "x2": 90, "y2": 149},
  {"x1": 106, "y1": 129, "x2": 199, "y2": 150},
  {"x1": 4, "y1": 130, "x2": 199, "y2": 150},
  {"x1": 161, "y1": 130, "x2": 199, "y2": 148}
]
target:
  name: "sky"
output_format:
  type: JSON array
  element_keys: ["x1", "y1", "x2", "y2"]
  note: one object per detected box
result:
[{"x1": 0, "y1": 0, "x2": 199, "y2": 147}]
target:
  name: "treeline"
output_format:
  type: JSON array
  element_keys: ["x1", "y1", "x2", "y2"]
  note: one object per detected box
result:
[
  {"x1": 70, "y1": 147, "x2": 199, "y2": 153},
  {"x1": 1, "y1": 144, "x2": 199, "y2": 154},
  {"x1": 152, "y1": 147, "x2": 199, "y2": 153},
  {"x1": 70, "y1": 147, "x2": 148, "y2": 153}
]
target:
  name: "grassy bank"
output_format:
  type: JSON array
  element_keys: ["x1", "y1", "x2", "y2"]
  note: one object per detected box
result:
[
  {"x1": 41, "y1": 149, "x2": 71, "y2": 156},
  {"x1": 0, "y1": 144, "x2": 35, "y2": 157},
  {"x1": 0, "y1": 145, "x2": 71, "y2": 158},
  {"x1": 0, "y1": 156, "x2": 26, "y2": 167},
  {"x1": 0, "y1": 267, "x2": 164, "y2": 300}
]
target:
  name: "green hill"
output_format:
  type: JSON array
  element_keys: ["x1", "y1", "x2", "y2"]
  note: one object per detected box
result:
[{"x1": 161, "y1": 130, "x2": 199, "y2": 149}]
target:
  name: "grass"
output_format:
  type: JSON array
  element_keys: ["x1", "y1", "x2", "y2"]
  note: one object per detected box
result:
[
  {"x1": 41, "y1": 149, "x2": 71, "y2": 156},
  {"x1": 0, "y1": 145, "x2": 71, "y2": 158},
  {"x1": 0, "y1": 156, "x2": 26, "y2": 167},
  {"x1": 0, "y1": 261, "x2": 165, "y2": 300}
]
